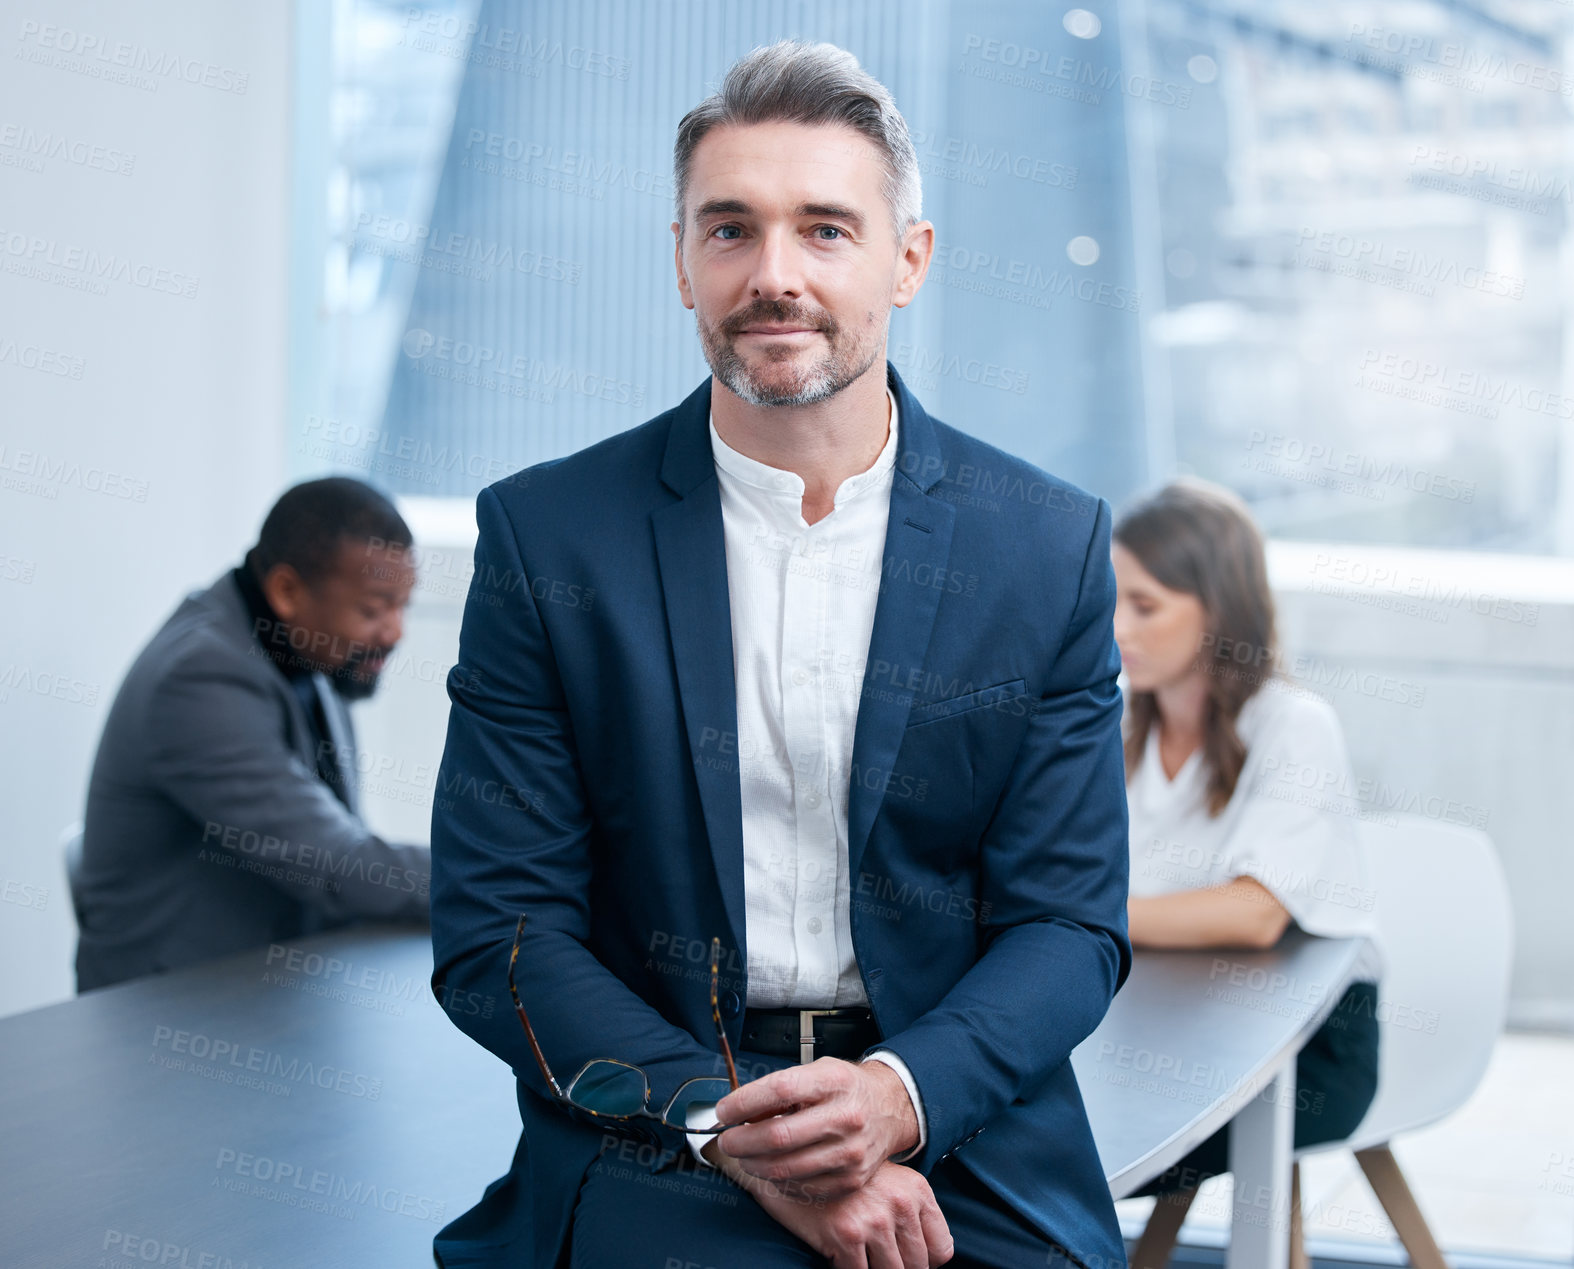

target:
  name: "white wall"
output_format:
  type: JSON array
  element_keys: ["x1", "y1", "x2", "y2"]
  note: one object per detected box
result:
[
  {"x1": 0, "y1": 1, "x2": 293, "y2": 1016},
  {"x1": 1269, "y1": 543, "x2": 1574, "y2": 1031}
]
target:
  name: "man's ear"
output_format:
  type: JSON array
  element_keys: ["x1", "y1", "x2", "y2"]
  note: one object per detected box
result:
[
  {"x1": 891, "y1": 220, "x2": 934, "y2": 310},
  {"x1": 261, "y1": 563, "x2": 307, "y2": 623},
  {"x1": 673, "y1": 222, "x2": 695, "y2": 310}
]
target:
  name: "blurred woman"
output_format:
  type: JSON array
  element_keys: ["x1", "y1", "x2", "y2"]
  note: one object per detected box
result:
[{"x1": 1111, "y1": 477, "x2": 1383, "y2": 1201}]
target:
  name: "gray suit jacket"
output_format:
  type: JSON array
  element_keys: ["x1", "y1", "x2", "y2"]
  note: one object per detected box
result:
[{"x1": 75, "y1": 570, "x2": 430, "y2": 991}]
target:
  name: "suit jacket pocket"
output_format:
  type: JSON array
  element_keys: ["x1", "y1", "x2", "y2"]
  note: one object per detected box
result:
[
  {"x1": 885, "y1": 677, "x2": 1034, "y2": 871},
  {"x1": 904, "y1": 678, "x2": 1028, "y2": 729}
]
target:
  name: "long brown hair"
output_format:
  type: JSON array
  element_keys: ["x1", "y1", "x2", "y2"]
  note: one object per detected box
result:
[{"x1": 1114, "y1": 477, "x2": 1279, "y2": 816}]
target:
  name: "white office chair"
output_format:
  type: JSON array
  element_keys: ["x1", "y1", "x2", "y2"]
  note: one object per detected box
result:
[
  {"x1": 1286, "y1": 814, "x2": 1513, "y2": 1268},
  {"x1": 1133, "y1": 814, "x2": 1514, "y2": 1269}
]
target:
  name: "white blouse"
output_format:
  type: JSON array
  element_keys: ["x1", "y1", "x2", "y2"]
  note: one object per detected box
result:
[{"x1": 1124, "y1": 676, "x2": 1384, "y2": 982}]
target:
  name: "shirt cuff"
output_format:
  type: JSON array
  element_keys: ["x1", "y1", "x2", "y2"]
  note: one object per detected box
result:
[
  {"x1": 684, "y1": 1100, "x2": 722, "y2": 1168},
  {"x1": 860, "y1": 1050, "x2": 926, "y2": 1163}
]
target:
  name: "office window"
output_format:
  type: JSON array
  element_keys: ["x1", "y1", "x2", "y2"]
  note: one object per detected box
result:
[
  {"x1": 292, "y1": 0, "x2": 1154, "y2": 507},
  {"x1": 1141, "y1": 0, "x2": 1573, "y2": 556}
]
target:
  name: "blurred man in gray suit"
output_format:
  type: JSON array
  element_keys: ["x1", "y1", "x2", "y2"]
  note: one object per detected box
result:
[{"x1": 75, "y1": 477, "x2": 432, "y2": 991}]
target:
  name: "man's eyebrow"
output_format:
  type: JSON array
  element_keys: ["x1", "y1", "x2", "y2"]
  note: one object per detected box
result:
[{"x1": 694, "y1": 199, "x2": 866, "y2": 232}]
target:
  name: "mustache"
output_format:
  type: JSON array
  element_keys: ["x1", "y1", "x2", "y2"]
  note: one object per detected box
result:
[
  {"x1": 340, "y1": 645, "x2": 392, "y2": 672},
  {"x1": 725, "y1": 306, "x2": 830, "y2": 335}
]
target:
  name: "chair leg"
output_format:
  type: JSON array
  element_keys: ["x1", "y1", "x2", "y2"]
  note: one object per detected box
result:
[
  {"x1": 1354, "y1": 1144, "x2": 1451, "y2": 1269},
  {"x1": 1289, "y1": 1162, "x2": 1309, "y2": 1269},
  {"x1": 1130, "y1": 1186, "x2": 1197, "y2": 1269}
]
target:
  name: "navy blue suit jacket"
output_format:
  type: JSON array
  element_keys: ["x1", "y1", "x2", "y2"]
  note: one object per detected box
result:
[{"x1": 429, "y1": 361, "x2": 1133, "y2": 1269}]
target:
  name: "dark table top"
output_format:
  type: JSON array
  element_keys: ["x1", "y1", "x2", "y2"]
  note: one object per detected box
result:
[
  {"x1": 0, "y1": 923, "x2": 1367, "y2": 1266},
  {"x1": 0, "y1": 924, "x2": 518, "y2": 1269}
]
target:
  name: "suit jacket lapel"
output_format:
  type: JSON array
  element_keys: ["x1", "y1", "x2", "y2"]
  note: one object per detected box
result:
[
  {"x1": 313, "y1": 673, "x2": 362, "y2": 816},
  {"x1": 847, "y1": 368, "x2": 955, "y2": 880},
  {"x1": 651, "y1": 376, "x2": 749, "y2": 964}
]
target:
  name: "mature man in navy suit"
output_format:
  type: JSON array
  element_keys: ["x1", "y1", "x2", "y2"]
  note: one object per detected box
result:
[{"x1": 430, "y1": 39, "x2": 1131, "y2": 1269}]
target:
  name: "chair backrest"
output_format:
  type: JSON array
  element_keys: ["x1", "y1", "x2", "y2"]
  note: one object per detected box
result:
[
  {"x1": 1329, "y1": 813, "x2": 1513, "y2": 1152},
  {"x1": 60, "y1": 822, "x2": 86, "y2": 927}
]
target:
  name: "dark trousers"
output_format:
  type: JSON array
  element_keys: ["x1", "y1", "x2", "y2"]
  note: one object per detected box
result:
[
  {"x1": 1132, "y1": 979, "x2": 1382, "y2": 1197},
  {"x1": 565, "y1": 1097, "x2": 1097, "y2": 1269}
]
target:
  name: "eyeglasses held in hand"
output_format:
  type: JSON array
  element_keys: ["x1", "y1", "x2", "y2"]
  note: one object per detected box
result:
[{"x1": 508, "y1": 913, "x2": 741, "y2": 1133}]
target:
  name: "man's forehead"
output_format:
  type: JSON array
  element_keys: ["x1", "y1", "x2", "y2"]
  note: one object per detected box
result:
[
  {"x1": 333, "y1": 537, "x2": 416, "y2": 580},
  {"x1": 338, "y1": 536, "x2": 412, "y2": 562},
  {"x1": 692, "y1": 120, "x2": 880, "y2": 177}
]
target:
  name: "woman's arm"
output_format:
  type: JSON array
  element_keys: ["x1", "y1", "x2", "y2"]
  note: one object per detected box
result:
[{"x1": 1127, "y1": 877, "x2": 1292, "y2": 950}]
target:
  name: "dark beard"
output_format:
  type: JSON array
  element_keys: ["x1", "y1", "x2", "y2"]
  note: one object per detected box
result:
[{"x1": 329, "y1": 648, "x2": 386, "y2": 701}]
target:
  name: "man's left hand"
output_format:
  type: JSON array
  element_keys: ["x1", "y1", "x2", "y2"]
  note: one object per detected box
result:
[{"x1": 711, "y1": 1057, "x2": 920, "y2": 1200}]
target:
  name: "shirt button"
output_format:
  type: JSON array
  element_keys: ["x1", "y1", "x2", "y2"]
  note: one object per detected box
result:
[
  {"x1": 805, "y1": 792, "x2": 821, "y2": 808},
  {"x1": 807, "y1": 917, "x2": 822, "y2": 934},
  {"x1": 776, "y1": 475, "x2": 794, "y2": 490},
  {"x1": 792, "y1": 669, "x2": 809, "y2": 686}
]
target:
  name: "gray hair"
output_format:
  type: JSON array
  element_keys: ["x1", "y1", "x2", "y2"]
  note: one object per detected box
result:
[{"x1": 673, "y1": 39, "x2": 922, "y2": 248}]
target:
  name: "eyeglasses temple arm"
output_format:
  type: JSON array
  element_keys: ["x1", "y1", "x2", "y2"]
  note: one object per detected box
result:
[
  {"x1": 710, "y1": 937, "x2": 740, "y2": 1092},
  {"x1": 508, "y1": 914, "x2": 568, "y2": 1101}
]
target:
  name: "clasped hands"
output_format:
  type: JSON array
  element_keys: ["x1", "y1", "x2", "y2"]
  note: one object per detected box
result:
[{"x1": 698, "y1": 1056, "x2": 955, "y2": 1268}]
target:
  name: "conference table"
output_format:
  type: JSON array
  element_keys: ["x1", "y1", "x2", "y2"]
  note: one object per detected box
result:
[
  {"x1": 1073, "y1": 929, "x2": 1370, "y2": 1269},
  {"x1": 0, "y1": 924, "x2": 1366, "y2": 1268}
]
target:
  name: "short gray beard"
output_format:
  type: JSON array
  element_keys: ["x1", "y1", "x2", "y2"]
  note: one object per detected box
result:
[{"x1": 697, "y1": 311, "x2": 882, "y2": 407}]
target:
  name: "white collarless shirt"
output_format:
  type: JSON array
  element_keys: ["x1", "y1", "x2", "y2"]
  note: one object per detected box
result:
[
  {"x1": 1125, "y1": 676, "x2": 1385, "y2": 983},
  {"x1": 684, "y1": 384, "x2": 927, "y2": 1165}
]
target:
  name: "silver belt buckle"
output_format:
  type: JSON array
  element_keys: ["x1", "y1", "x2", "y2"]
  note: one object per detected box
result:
[{"x1": 798, "y1": 1009, "x2": 840, "y2": 1064}]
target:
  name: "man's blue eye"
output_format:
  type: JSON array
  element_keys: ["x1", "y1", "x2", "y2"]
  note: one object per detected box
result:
[{"x1": 709, "y1": 225, "x2": 846, "y2": 240}]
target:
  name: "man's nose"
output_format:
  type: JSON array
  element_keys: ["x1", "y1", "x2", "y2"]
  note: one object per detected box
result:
[
  {"x1": 747, "y1": 225, "x2": 806, "y2": 299},
  {"x1": 381, "y1": 607, "x2": 405, "y2": 649}
]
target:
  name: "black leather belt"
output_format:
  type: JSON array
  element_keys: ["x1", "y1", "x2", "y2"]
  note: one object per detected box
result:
[{"x1": 741, "y1": 1006, "x2": 881, "y2": 1064}]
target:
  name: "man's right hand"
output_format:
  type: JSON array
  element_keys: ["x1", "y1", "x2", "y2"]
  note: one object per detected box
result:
[{"x1": 704, "y1": 1140, "x2": 953, "y2": 1268}]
